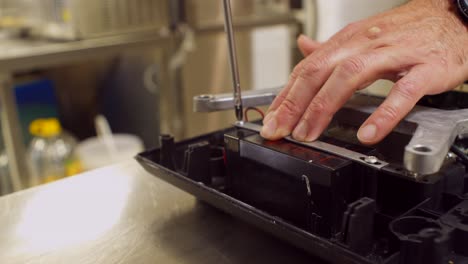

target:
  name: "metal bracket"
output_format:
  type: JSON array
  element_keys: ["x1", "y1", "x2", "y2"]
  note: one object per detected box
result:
[
  {"x1": 237, "y1": 122, "x2": 389, "y2": 170},
  {"x1": 194, "y1": 88, "x2": 468, "y2": 175},
  {"x1": 193, "y1": 87, "x2": 281, "y2": 112},
  {"x1": 346, "y1": 95, "x2": 468, "y2": 176}
]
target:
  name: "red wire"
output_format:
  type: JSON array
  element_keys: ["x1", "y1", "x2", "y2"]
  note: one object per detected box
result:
[{"x1": 244, "y1": 107, "x2": 265, "y2": 122}]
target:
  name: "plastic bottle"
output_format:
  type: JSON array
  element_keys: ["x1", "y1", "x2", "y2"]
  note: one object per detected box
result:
[{"x1": 28, "y1": 118, "x2": 81, "y2": 186}]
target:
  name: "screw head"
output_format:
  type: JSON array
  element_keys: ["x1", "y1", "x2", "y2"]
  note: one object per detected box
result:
[
  {"x1": 446, "y1": 152, "x2": 456, "y2": 159},
  {"x1": 364, "y1": 156, "x2": 379, "y2": 164}
]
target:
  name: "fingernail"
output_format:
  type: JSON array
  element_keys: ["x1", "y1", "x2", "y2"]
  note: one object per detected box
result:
[
  {"x1": 292, "y1": 121, "x2": 308, "y2": 141},
  {"x1": 358, "y1": 124, "x2": 377, "y2": 142},
  {"x1": 261, "y1": 117, "x2": 278, "y2": 139}
]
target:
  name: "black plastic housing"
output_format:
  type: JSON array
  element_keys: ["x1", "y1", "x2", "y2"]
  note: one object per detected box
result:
[{"x1": 136, "y1": 127, "x2": 468, "y2": 264}]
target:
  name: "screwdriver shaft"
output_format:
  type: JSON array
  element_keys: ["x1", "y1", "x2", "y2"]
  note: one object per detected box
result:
[{"x1": 223, "y1": 0, "x2": 244, "y2": 122}]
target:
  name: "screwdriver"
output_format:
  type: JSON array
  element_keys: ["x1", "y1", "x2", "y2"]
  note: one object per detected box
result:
[{"x1": 222, "y1": 0, "x2": 244, "y2": 123}]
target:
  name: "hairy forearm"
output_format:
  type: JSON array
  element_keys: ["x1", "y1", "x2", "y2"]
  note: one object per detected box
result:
[
  {"x1": 419, "y1": 0, "x2": 453, "y2": 8},
  {"x1": 417, "y1": 0, "x2": 468, "y2": 27}
]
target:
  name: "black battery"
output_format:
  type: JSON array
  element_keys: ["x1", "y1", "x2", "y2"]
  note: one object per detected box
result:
[{"x1": 224, "y1": 129, "x2": 365, "y2": 238}]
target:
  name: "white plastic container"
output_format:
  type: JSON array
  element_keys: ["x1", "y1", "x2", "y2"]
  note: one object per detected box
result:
[{"x1": 76, "y1": 134, "x2": 143, "y2": 171}]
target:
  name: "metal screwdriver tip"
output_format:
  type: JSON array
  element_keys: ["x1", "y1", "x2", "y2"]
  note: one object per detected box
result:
[{"x1": 223, "y1": 0, "x2": 244, "y2": 122}]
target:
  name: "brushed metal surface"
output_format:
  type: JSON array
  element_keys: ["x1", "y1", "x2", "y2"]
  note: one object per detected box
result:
[
  {"x1": 25, "y1": 0, "x2": 169, "y2": 40},
  {"x1": 0, "y1": 161, "x2": 323, "y2": 264},
  {"x1": 0, "y1": 32, "x2": 169, "y2": 72}
]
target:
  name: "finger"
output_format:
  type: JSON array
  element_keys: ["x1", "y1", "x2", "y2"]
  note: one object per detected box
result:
[
  {"x1": 261, "y1": 39, "x2": 395, "y2": 141},
  {"x1": 264, "y1": 27, "x2": 362, "y2": 123},
  {"x1": 264, "y1": 37, "x2": 321, "y2": 124},
  {"x1": 261, "y1": 20, "x2": 387, "y2": 140},
  {"x1": 263, "y1": 22, "x2": 366, "y2": 127},
  {"x1": 261, "y1": 45, "x2": 359, "y2": 140},
  {"x1": 298, "y1": 35, "x2": 321, "y2": 57},
  {"x1": 292, "y1": 48, "x2": 414, "y2": 142},
  {"x1": 357, "y1": 65, "x2": 435, "y2": 145},
  {"x1": 264, "y1": 59, "x2": 307, "y2": 124}
]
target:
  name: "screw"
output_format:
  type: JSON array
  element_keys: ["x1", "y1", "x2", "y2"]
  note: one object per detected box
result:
[
  {"x1": 446, "y1": 152, "x2": 456, "y2": 159},
  {"x1": 407, "y1": 171, "x2": 420, "y2": 178},
  {"x1": 364, "y1": 156, "x2": 379, "y2": 164}
]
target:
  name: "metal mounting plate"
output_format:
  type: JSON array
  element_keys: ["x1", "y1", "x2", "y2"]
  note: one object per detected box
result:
[{"x1": 194, "y1": 89, "x2": 468, "y2": 175}]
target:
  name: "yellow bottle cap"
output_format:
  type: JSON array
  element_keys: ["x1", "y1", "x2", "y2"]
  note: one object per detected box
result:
[{"x1": 29, "y1": 118, "x2": 62, "y2": 138}]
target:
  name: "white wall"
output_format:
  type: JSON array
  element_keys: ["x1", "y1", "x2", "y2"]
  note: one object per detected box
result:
[
  {"x1": 315, "y1": 0, "x2": 408, "y2": 41},
  {"x1": 251, "y1": 25, "x2": 292, "y2": 90},
  {"x1": 250, "y1": 1, "x2": 409, "y2": 92}
]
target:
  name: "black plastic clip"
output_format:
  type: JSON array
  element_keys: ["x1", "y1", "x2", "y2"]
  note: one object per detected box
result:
[{"x1": 340, "y1": 197, "x2": 376, "y2": 254}]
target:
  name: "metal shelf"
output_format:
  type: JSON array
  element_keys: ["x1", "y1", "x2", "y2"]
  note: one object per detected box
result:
[
  {"x1": 0, "y1": 31, "x2": 170, "y2": 71},
  {"x1": 0, "y1": 30, "x2": 170, "y2": 192},
  {"x1": 193, "y1": 14, "x2": 299, "y2": 34}
]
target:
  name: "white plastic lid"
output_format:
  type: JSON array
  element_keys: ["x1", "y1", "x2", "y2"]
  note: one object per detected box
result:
[{"x1": 76, "y1": 134, "x2": 143, "y2": 171}]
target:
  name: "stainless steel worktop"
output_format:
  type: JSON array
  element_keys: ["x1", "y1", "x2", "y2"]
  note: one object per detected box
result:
[{"x1": 0, "y1": 160, "x2": 324, "y2": 264}]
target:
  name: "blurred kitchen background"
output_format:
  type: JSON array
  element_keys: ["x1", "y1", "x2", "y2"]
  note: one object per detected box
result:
[{"x1": 0, "y1": 0, "x2": 412, "y2": 195}]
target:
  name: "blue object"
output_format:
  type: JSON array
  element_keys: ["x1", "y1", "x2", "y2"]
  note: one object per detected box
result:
[
  {"x1": 15, "y1": 79, "x2": 58, "y2": 106},
  {"x1": 14, "y1": 78, "x2": 59, "y2": 144}
]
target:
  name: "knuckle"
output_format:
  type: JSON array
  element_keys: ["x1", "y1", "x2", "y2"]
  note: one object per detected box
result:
[
  {"x1": 289, "y1": 62, "x2": 304, "y2": 80},
  {"x1": 372, "y1": 42, "x2": 392, "y2": 50},
  {"x1": 300, "y1": 59, "x2": 325, "y2": 82},
  {"x1": 456, "y1": 48, "x2": 468, "y2": 66},
  {"x1": 306, "y1": 96, "x2": 330, "y2": 117},
  {"x1": 342, "y1": 22, "x2": 362, "y2": 34},
  {"x1": 274, "y1": 93, "x2": 287, "y2": 105},
  {"x1": 393, "y1": 79, "x2": 421, "y2": 101},
  {"x1": 289, "y1": 70, "x2": 300, "y2": 80},
  {"x1": 338, "y1": 57, "x2": 366, "y2": 78},
  {"x1": 280, "y1": 97, "x2": 302, "y2": 118},
  {"x1": 427, "y1": 41, "x2": 446, "y2": 57},
  {"x1": 333, "y1": 22, "x2": 363, "y2": 41},
  {"x1": 378, "y1": 104, "x2": 400, "y2": 123}
]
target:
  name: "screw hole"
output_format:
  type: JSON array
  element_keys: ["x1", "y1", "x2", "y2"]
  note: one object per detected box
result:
[
  {"x1": 413, "y1": 145, "x2": 432, "y2": 153},
  {"x1": 198, "y1": 94, "x2": 213, "y2": 100}
]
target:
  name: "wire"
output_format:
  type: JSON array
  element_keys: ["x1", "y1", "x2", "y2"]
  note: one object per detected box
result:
[
  {"x1": 450, "y1": 145, "x2": 468, "y2": 167},
  {"x1": 244, "y1": 107, "x2": 265, "y2": 122}
]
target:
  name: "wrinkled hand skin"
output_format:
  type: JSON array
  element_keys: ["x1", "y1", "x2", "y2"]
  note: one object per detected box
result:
[{"x1": 261, "y1": 0, "x2": 468, "y2": 145}]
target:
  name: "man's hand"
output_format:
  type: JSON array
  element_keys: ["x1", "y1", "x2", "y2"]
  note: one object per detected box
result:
[{"x1": 261, "y1": 0, "x2": 468, "y2": 145}]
